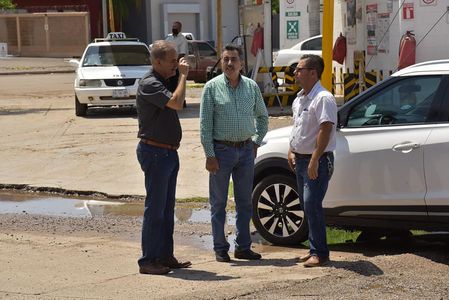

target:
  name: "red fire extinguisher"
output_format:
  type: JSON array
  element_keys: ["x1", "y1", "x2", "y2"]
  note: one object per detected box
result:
[{"x1": 398, "y1": 30, "x2": 416, "y2": 70}]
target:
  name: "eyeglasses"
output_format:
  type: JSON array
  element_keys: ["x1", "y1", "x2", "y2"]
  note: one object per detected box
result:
[{"x1": 294, "y1": 67, "x2": 313, "y2": 72}]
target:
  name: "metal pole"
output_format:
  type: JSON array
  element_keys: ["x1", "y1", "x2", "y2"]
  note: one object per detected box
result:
[
  {"x1": 102, "y1": 0, "x2": 107, "y2": 37},
  {"x1": 321, "y1": 0, "x2": 334, "y2": 91},
  {"x1": 216, "y1": 0, "x2": 222, "y2": 58},
  {"x1": 263, "y1": 0, "x2": 272, "y2": 67}
]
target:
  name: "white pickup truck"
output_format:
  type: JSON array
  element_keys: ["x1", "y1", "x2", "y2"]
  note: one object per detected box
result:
[{"x1": 273, "y1": 35, "x2": 322, "y2": 68}]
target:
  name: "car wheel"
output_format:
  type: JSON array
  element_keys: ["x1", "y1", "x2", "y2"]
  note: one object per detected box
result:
[
  {"x1": 75, "y1": 96, "x2": 87, "y2": 116},
  {"x1": 252, "y1": 174, "x2": 308, "y2": 245}
]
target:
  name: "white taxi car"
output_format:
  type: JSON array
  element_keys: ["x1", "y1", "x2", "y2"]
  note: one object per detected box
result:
[
  {"x1": 253, "y1": 59, "x2": 449, "y2": 245},
  {"x1": 70, "y1": 32, "x2": 151, "y2": 116}
]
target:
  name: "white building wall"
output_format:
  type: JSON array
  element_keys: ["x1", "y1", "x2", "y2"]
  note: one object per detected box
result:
[
  {"x1": 149, "y1": 0, "x2": 215, "y2": 43},
  {"x1": 341, "y1": 0, "x2": 449, "y2": 74}
]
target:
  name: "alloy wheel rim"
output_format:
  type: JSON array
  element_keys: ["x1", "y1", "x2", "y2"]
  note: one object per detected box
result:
[{"x1": 256, "y1": 183, "x2": 304, "y2": 238}]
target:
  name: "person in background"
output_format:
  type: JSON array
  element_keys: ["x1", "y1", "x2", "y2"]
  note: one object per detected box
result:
[
  {"x1": 165, "y1": 21, "x2": 188, "y2": 59},
  {"x1": 287, "y1": 54, "x2": 338, "y2": 268},
  {"x1": 165, "y1": 21, "x2": 188, "y2": 107},
  {"x1": 136, "y1": 40, "x2": 191, "y2": 275},
  {"x1": 200, "y1": 44, "x2": 269, "y2": 263}
]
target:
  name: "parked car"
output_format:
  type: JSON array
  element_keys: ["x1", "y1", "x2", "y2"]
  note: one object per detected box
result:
[
  {"x1": 70, "y1": 32, "x2": 151, "y2": 116},
  {"x1": 252, "y1": 59, "x2": 449, "y2": 245},
  {"x1": 273, "y1": 35, "x2": 322, "y2": 68},
  {"x1": 148, "y1": 40, "x2": 218, "y2": 83},
  {"x1": 185, "y1": 40, "x2": 218, "y2": 83}
]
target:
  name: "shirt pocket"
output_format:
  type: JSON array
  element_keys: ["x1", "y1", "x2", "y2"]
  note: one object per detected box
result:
[{"x1": 297, "y1": 111, "x2": 310, "y2": 135}]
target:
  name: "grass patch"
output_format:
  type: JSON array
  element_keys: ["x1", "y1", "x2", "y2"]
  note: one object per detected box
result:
[
  {"x1": 176, "y1": 197, "x2": 208, "y2": 203},
  {"x1": 228, "y1": 181, "x2": 234, "y2": 198},
  {"x1": 187, "y1": 83, "x2": 205, "y2": 88},
  {"x1": 326, "y1": 227, "x2": 361, "y2": 244},
  {"x1": 302, "y1": 227, "x2": 361, "y2": 247}
]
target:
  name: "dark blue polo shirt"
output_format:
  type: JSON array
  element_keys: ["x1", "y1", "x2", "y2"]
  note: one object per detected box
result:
[{"x1": 136, "y1": 66, "x2": 181, "y2": 146}]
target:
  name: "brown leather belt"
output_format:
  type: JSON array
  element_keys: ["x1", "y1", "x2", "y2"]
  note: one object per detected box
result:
[
  {"x1": 214, "y1": 139, "x2": 252, "y2": 148},
  {"x1": 141, "y1": 139, "x2": 179, "y2": 150},
  {"x1": 295, "y1": 152, "x2": 332, "y2": 159}
]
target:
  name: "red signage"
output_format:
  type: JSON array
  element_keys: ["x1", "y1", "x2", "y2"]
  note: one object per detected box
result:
[{"x1": 403, "y1": 3, "x2": 414, "y2": 20}]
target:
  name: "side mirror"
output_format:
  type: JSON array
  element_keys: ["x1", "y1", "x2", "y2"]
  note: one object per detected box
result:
[{"x1": 69, "y1": 59, "x2": 80, "y2": 67}]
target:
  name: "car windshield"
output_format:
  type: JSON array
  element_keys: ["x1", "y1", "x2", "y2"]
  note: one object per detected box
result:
[{"x1": 82, "y1": 44, "x2": 151, "y2": 67}]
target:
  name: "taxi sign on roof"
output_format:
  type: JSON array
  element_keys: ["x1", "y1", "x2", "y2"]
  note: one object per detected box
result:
[{"x1": 107, "y1": 32, "x2": 126, "y2": 39}]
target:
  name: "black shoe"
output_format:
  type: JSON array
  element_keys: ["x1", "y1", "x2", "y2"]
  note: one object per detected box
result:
[
  {"x1": 234, "y1": 249, "x2": 262, "y2": 260},
  {"x1": 215, "y1": 251, "x2": 231, "y2": 262}
]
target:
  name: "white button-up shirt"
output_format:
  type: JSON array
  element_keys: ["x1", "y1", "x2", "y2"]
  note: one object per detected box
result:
[
  {"x1": 165, "y1": 33, "x2": 188, "y2": 56},
  {"x1": 290, "y1": 81, "x2": 338, "y2": 154}
]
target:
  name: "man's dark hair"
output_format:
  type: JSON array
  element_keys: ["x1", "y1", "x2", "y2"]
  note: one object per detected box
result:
[
  {"x1": 300, "y1": 54, "x2": 324, "y2": 79},
  {"x1": 222, "y1": 44, "x2": 243, "y2": 59},
  {"x1": 173, "y1": 21, "x2": 182, "y2": 28}
]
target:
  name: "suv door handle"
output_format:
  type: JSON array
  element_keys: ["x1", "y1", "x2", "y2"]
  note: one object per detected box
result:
[{"x1": 392, "y1": 142, "x2": 421, "y2": 153}]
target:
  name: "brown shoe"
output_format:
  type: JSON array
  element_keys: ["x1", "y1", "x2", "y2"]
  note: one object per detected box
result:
[
  {"x1": 303, "y1": 255, "x2": 329, "y2": 268},
  {"x1": 297, "y1": 253, "x2": 311, "y2": 262},
  {"x1": 139, "y1": 262, "x2": 170, "y2": 275},
  {"x1": 158, "y1": 256, "x2": 192, "y2": 269}
]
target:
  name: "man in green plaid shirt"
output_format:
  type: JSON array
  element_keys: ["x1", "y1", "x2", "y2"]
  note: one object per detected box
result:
[{"x1": 200, "y1": 44, "x2": 268, "y2": 263}]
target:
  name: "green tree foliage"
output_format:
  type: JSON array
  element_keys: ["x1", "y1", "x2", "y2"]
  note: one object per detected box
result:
[
  {"x1": 0, "y1": 0, "x2": 16, "y2": 9},
  {"x1": 113, "y1": 0, "x2": 141, "y2": 19},
  {"x1": 272, "y1": 0, "x2": 279, "y2": 14}
]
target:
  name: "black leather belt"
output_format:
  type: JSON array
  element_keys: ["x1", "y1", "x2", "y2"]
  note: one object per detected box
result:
[
  {"x1": 295, "y1": 152, "x2": 332, "y2": 159},
  {"x1": 214, "y1": 139, "x2": 252, "y2": 148}
]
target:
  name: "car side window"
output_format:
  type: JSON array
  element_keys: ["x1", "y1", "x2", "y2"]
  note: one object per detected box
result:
[
  {"x1": 301, "y1": 37, "x2": 322, "y2": 51},
  {"x1": 197, "y1": 43, "x2": 216, "y2": 57},
  {"x1": 346, "y1": 76, "x2": 442, "y2": 127}
]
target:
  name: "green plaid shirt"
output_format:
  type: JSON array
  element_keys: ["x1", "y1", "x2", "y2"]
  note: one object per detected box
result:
[{"x1": 200, "y1": 74, "x2": 269, "y2": 157}]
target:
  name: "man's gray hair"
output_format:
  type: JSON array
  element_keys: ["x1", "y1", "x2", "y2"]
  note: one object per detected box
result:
[{"x1": 151, "y1": 40, "x2": 176, "y2": 61}]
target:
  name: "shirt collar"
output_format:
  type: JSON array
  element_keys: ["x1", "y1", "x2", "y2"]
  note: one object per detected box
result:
[
  {"x1": 297, "y1": 80, "x2": 322, "y2": 100},
  {"x1": 150, "y1": 66, "x2": 169, "y2": 85},
  {"x1": 224, "y1": 73, "x2": 242, "y2": 88}
]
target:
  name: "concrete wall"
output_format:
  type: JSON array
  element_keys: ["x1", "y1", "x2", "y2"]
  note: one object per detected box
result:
[{"x1": 341, "y1": 0, "x2": 449, "y2": 74}]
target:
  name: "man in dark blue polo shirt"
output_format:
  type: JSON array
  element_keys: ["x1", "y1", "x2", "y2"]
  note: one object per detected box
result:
[{"x1": 136, "y1": 40, "x2": 191, "y2": 275}]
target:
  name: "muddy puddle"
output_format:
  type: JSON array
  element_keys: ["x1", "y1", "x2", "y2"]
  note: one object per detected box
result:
[
  {"x1": 0, "y1": 190, "x2": 235, "y2": 224},
  {"x1": 0, "y1": 190, "x2": 273, "y2": 250}
]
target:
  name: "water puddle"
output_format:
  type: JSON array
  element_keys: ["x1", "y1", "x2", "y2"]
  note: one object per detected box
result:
[
  {"x1": 0, "y1": 191, "x2": 275, "y2": 251},
  {"x1": 0, "y1": 191, "x2": 235, "y2": 224}
]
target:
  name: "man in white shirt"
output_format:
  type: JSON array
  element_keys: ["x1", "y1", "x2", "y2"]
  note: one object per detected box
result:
[
  {"x1": 165, "y1": 21, "x2": 189, "y2": 107},
  {"x1": 165, "y1": 21, "x2": 188, "y2": 59},
  {"x1": 287, "y1": 54, "x2": 338, "y2": 267}
]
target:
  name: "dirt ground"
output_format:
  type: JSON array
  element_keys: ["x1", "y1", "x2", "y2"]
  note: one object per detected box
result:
[
  {"x1": 1, "y1": 70, "x2": 449, "y2": 299},
  {"x1": 1, "y1": 206, "x2": 449, "y2": 299}
]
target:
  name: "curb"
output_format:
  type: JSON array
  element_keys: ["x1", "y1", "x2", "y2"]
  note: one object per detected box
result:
[{"x1": 0, "y1": 70, "x2": 75, "y2": 76}]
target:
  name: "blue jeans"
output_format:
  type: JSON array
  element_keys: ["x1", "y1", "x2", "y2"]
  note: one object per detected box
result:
[
  {"x1": 295, "y1": 153, "x2": 334, "y2": 258},
  {"x1": 209, "y1": 142, "x2": 255, "y2": 253},
  {"x1": 136, "y1": 141, "x2": 179, "y2": 267}
]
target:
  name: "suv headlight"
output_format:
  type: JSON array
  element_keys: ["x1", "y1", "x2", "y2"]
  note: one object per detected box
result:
[{"x1": 79, "y1": 79, "x2": 102, "y2": 87}]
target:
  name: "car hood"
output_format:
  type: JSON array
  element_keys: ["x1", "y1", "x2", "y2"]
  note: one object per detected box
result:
[
  {"x1": 78, "y1": 66, "x2": 150, "y2": 79},
  {"x1": 263, "y1": 126, "x2": 293, "y2": 142}
]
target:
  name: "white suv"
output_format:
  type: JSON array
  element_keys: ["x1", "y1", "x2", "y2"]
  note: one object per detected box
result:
[
  {"x1": 71, "y1": 32, "x2": 151, "y2": 116},
  {"x1": 273, "y1": 35, "x2": 321, "y2": 68},
  {"x1": 252, "y1": 60, "x2": 449, "y2": 245}
]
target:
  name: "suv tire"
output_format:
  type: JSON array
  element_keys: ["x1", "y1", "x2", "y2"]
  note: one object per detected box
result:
[{"x1": 252, "y1": 174, "x2": 308, "y2": 245}]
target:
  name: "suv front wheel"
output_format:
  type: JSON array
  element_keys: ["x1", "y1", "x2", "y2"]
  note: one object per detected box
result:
[{"x1": 252, "y1": 174, "x2": 308, "y2": 245}]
